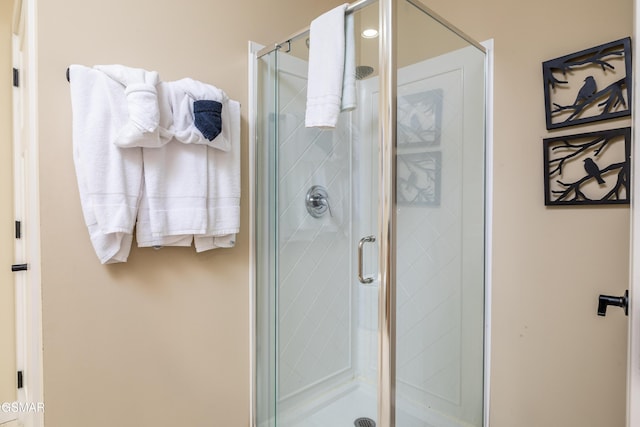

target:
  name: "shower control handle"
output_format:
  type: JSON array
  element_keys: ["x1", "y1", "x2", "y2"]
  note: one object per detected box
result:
[
  {"x1": 358, "y1": 235, "x2": 376, "y2": 284},
  {"x1": 305, "y1": 185, "x2": 332, "y2": 218}
]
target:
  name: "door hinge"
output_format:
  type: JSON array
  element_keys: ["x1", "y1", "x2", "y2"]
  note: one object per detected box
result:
[
  {"x1": 12, "y1": 68, "x2": 19, "y2": 87},
  {"x1": 17, "y1": 371, "x2": 23, "y2": 389},
  {"x1": 15, "y1": 220, "x2": 21, "y2": 239},
  {"x1": 11, "y1": 264, "x2": 28, "y2": 272}
]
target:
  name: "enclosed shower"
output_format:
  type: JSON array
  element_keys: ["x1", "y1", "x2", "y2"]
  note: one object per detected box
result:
[{"x1": 252, "y1": 0, "x2": 487, "y2": 426}]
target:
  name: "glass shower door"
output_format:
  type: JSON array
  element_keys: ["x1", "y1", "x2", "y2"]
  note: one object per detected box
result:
[
  {"x1": 255, "y1": 0, "x2": 486, "y2": 425},
  {"x1": 273, "y1": 36, "x2": 363, "y2": 425},
  {"x1": 256, "y1": 4, "x2": 382, "y2": 422},
  {"x1": 393, "y1": 1, "x2": 486, "y2": 426}
]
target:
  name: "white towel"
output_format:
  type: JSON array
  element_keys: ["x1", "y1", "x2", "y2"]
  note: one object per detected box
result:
[
  {"x1": 341, "y1": 12, "x2": 356, "y2": 112},
  {"x1": 142, "y1": 139, "x2": 209, "y2": 237},
  {"x1": 140, "y1": 79, "x2": 208, "y2": 237},
  {"x1": 93, "y1": 64, "x2": 164, "y2": 148},
  {"x1": 194, "y1": 99, "x2": 241, "y2": 252},
  {"x1": 69, "y1": 65, "x2": 143, "y2": 264},
  {"x1": 172, "y1": 78, "x2": 232, "y2": 151},
  {"x1": 134, "y1": 180, "x2": 194, "y2": 248},
  {"x1": 97, "y1": 72, "x2": 232, "y2": 151},
  {"x1": 135, "y1": 83, "x2": 241, "y2": 251},
  {"x1": 305, "y1": 3, "x2": 353, "y2": 129}
]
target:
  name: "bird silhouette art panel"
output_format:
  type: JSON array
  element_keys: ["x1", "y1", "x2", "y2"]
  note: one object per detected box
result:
[
  {"x1": 397, "y1": 89, "x2": 443, "y2": 147},
  {"x1": 397, "y1": 151, "x2": 441, "y2": 206},
  {"x1": 543, "y1": 127, "x2": 631, "y2": 205},
  {"x1": 542, "y1": 38, "x2": 632, "y2": 129}
]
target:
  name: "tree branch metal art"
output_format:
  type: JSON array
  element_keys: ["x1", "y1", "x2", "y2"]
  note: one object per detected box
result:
[
  {"x1": 542, "y1": 38, "x2": 632, "y2": 130},
  {"x1": 543, "y1": 127, "x2": 631, "y2": 206}
]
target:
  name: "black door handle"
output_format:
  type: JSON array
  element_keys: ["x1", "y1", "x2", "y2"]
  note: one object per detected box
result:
[{"x1": 597, "y1": 290, "x2": 628, "y2": 316}]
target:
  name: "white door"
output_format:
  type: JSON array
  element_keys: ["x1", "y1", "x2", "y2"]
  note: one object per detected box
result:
[
  {"x1": 0, "y1": 6, "x2": 18, "y2": 426},
  {"x1": 11, "y1": 31, "x2": 27, "y2": 427},
  {"x1": 9, "y1": 1, "x2": 44, "y2": 426}
]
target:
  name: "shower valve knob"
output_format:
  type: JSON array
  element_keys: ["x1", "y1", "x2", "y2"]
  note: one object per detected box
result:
[{"x1": 306, "y1": 185, "x2": 332, "y2": 218}]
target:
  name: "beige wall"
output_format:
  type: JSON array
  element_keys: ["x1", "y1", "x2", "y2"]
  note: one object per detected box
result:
[
  {"x1": 35, "y1": 1, "x2": 344, "y2": 426},
  {"x1": 420, "y1": 0, "x2": 632, "y2": 426},
  {"x1": 34, "y1": 1, "x2": 631, "y2": 427},
  {"x1": 0, "y1": 0, "x2": 16, "y2": 408}
]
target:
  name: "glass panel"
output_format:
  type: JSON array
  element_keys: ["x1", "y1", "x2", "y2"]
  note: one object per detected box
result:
[
  {"x1": 256, "y1": 2, "x2": 381, "y2": 426},
  {"x1": 257, "y1": 2, "x2": 486, "y2": 427},
  {"x1": 275, "y1": 34, "x2": 355, "y2": 412},
  {"x1": 394, "y1": 1, "x2": 486, "y2": 426},
  {"x1": 274, "y1": 13, "x2": 379, "y2": 422},
  {"x1": 256, "y1": 48, "x2": 278, "y2": 427}
]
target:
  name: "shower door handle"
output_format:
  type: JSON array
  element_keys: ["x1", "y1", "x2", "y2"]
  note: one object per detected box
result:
[{"x1": 358, "y1": 235, "x2": 376, "y2": 284}]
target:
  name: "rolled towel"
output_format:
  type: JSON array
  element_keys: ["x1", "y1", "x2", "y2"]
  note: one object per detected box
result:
[
  {"x1": 94, "y1": 64, "x2": 164, "y2": 148},
  {"x1": 169, "y1": 78, "x2": 231, "y2": 151},
  {"x1": 193, "y1": 100, "x2": 223, "y2": 141}
]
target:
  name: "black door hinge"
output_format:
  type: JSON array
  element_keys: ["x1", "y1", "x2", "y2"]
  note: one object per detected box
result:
[
  {"x1": 15, "y1": 220, "x2": 21, "y2": 239},
  {"x1": 11, "y1": 264, "x2": 28, "y2": 272},
  {"x1": 17, "y1": 371, "x2": 23, "y2": 389},
  {"x1": 12, "y1": 68, "x2": 19, "y2": 88}
]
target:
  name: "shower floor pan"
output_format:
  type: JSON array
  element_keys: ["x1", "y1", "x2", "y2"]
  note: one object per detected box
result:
[{"x1": 275, "y1": 381, "x2": 467, "y2": 427}]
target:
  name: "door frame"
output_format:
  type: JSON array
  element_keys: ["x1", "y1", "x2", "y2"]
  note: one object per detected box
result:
[
  {"x1": 482, "y1": 38, "x2": 494, "y2": 427},
  {"x1": 11, "y1": 0, "x2": 44, "y2": 426}
]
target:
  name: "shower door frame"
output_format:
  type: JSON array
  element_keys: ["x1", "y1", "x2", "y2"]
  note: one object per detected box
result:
[{"x1": 249, "y1": 0, "x2": 494, "y2": 425}]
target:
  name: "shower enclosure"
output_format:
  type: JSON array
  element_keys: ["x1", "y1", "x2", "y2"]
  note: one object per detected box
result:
[{"x1": 252, "y1": 0, "x2": 487, "y2": 425}]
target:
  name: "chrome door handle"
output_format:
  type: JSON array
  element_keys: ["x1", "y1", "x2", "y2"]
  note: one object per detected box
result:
[{"x1": 358, "y1": 235, "x2": 376, "y2": 284}]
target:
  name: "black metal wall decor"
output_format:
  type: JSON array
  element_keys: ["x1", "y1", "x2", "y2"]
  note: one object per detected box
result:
[
  {"x1": 543, "y1": 127, "x2": 631, "y2": 206},
  {"x1": 542, "y1": 38, "x2": 632, "y2": 130}
]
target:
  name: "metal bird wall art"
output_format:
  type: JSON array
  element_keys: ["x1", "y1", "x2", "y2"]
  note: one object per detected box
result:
[
  {"x1": 543, "y1": 128, "x2": 631, "y2": 206},
  {"x1": 573, "y1": 76, "x2": 597, "y2": 105},
  {"x1": 583, "y1": 157, "x2": 605, "y2": 185},
  {"x1": 542, "y1": 38, "x2": 632, "y2": 129}
]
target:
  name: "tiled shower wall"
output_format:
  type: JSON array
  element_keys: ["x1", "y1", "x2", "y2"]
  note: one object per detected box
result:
[
  {"x1": 276, "y1": 61, "x2": 354, "y2": 401},
  {"x1": 395, "y1": 69, "x2": 464, "y2": 406},
  {"x1": 274, "y1": 48, "x2": 482, "y2": 424},
  {"x1": 355, "y1": 60, "x2": 475, "y2": 420}
]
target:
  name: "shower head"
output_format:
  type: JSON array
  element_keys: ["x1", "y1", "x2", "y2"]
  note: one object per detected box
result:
[{"x1": 355, "y1": 65, "x2": 374, "y2": 80}]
